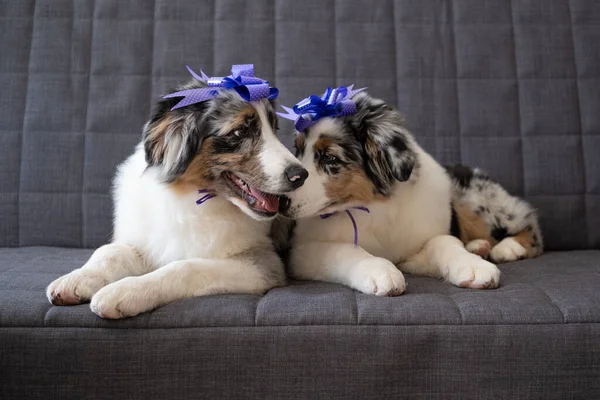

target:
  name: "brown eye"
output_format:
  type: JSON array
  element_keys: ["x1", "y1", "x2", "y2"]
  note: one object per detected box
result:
[
  {"x1": 233, "y1": 129, "x2": 248, "y2": 138},
  {"x1": 323, "y1": 153, "x2": 339, "y2": 164}
]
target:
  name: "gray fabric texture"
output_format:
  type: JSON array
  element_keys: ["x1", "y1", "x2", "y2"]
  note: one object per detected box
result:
[
  {"x1": 2, "y1": 1, "x2": 600, "y2": 399},
  {"x1": 2, "y1": 325, "x2": 600, "y2": 400},
  {"x1": 0, "y1": 0, "x2": 599, "y2": 250},
  {"x1": 1, "y1": 247, "x2": 600, "y2": 399},
  {"x1": 2, "y1": 248, "x2": 600, "y2": 328}
]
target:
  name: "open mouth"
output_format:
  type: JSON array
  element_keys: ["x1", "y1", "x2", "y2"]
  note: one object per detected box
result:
[{"x1": 224, "y1": 172, "x2": 281, "y2": 217}]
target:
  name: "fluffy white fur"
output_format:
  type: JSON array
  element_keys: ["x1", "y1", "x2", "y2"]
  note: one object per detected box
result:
[
  {"x1": 47, "y1": 146, "x2": 282, "y2": 318},
  {"x1": 46, "y1": 86, "x2": 304, "y2": 318},
  {"x1": 287, "y1": 120, "x2": 501, "y2": 295}
]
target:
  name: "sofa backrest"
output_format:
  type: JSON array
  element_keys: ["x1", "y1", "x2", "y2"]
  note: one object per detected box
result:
[{"x1": 1, "y1": 0, "x2": 598, "y2": 250}]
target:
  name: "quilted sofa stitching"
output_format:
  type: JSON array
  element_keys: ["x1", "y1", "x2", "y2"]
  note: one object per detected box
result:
[
  {"x1": 17, "y1": 0, "x2": 38, "y2": 248},
  {"x1": 567, "y1": 0, "x2": 590, "y2": 248}
]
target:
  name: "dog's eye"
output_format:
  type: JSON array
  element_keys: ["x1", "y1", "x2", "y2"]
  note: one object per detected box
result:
[
  {"x1": 323, "y1": 153, "x2": 339, "y2": 164},
  {"x1": 233, "y1": 129, "x2": 248, "y2": 138}
]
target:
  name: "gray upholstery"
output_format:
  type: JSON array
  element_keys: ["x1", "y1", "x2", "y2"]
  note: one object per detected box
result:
[
  {"x1": 1, "y1": 0, "x2": 600, "y2": 399},
  {"x1": 1, "y1": 247, "x2": 600, "y2": 399},
  {"x1": 1, "y1": 0, "x2": 599, "y2": 250},
  {"x1": 2, "y1": 247, "x2": 600, "y2": 328}
]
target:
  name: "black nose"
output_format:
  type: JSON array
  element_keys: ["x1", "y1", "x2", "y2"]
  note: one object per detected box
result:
[{"x1": 285, "y1": 165, "x2": 308, "y2": 188}]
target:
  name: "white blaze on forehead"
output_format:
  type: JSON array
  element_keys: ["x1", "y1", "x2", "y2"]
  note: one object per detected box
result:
[
  {"x1": 255, "y1": 104, "x2": 298, "y2": 189},
  {"x1": 299, "y1": 118, "x2": 344, "y2": 164},
  {"x1": 308, "y1": 118, "x2": 345, "y2": 140}
]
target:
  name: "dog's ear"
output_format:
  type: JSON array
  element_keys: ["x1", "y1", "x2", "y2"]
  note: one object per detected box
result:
[
  {"x1": 350, "y1": 94, "x2": 417, "y2": 193},
  {"x1": 142, "y1": 98, "x2": 208, "y2": 182},
  {"x1": 363, "y1": 126, "x2": 416, "y2": 183}
]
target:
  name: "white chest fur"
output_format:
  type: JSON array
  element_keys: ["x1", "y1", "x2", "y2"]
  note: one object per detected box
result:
[
  {"x1": 293, "y1": 149, "x2": 452, "y2": 265},
  {"x1": 112, "y1": 147, "x2": 271, "y2": 268}
]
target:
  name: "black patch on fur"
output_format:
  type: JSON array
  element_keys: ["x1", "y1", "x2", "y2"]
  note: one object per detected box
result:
[
  {"x1": 327, "y1": 165, "x2": 341, "y2": 175},
  {"x1": 267, "y1": 108, "x2": 278, "y2": 130},
  {"x1": 361, "y1": 148, "x2": 388, "y2": 194},
  {"x1": 491, "y1": 226, "x2": 508, "y2": 242},
  {"x1": 313, "y1": 134, "x2": 362, "y2": 176},
  {"x1": 270, "y1": 216, "x2": 296, "y2": 267},
  {"x1": 212, "y1": 136, "x2": 243, "y2": 153},
  {"x1": 445, "y1": 164, "x2": 474, "y2": 189},
  {"x1": 212, "y1": 108, "x2": 261, "y2": 154},
  {"x1": 143, "y1": 96, "x2": 212, "y2": 182},
  {"x1": 450, "y1": 205, "x2": 461, "y2": 238},
  {"x1": 171, "y1": 130, "x2": 203, "y2": 178},
  {"x1": 391, "y1": 135, "x2": 408, "y2": 152},
  {"x1": 340, "y1": 94, "x2": 417, "y2": 195},
  {"x1": 389, "y1": 135, "x2": 414, "y2": 181}
]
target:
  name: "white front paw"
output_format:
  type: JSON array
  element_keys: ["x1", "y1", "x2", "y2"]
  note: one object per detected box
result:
[
  {"x1": 47, "y1": 269, "x2": 106, "y2": 306},
  {"x1": 446, "y1": 253, "x2": 500, "y2": 289},
  {"x1": 353, "y1": 258, "x2": 406, "y2": 296},
  {"x1": 90, "y1": 278, "x2": 149, "y2": 319},
  {"x1": 465, "y1": 239, "x2": 491, "y2": 259},
  {"x1": 490, "y1": 238, "x2": 527, "y2": 263}
]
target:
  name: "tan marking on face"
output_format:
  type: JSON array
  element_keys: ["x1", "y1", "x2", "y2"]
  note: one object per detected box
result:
[
  {"x1": 169, "y1": 129, "x2": 266, "y2": 196},
  {"x1": 314, "y1": 137, "x2": 336, "y2": 154},
  {"x1": 295, "y1": 134, "x2": 305, "y2": 152},
  {"x1": 453, "y1": 202, "x2": 498, "y2": 246},
  {"x1": 219, "y1": 104, "x2": 257, "y2": 134},
  {"x1": 145, "y1": 114, "x2": 178, "y2": 164},
  {"x1": 169, "y1": 137, "x2": 214, "y2": 195},
  {"x1": 512, "y1": 229, "x2": 542, "y2": 258},
  {"x1": 324, "y1": 166, "x2": 379, "y2": 204},
  {"x1": 364, "y1": 137, "x2": 381, "y2": 166}
]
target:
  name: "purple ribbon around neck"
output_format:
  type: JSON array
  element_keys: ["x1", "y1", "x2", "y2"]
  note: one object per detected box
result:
[
  {"x1": 197, "y1": 187, "x2": 369, "y2": 246},
  {"x1": 164, "y1": 64, "x2": 279, "y2": 110},
  {"x1": 196, "y1": 189, "x2": 216, "y2": 205},
  {"x1": 320, "y1": 206, "x2": 370, "y2": 246},
  {"x1": 277, "y1": 85, "x2": 366, "y2": 132}
]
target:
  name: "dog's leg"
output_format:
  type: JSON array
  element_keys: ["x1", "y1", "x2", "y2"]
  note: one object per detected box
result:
[
  {"x1": 401, "y1": 235, "x2": 500, "y2": 289},
  {"x1": 290, "y1": 242, "x2": 406, "y2": 296},
  {"x1": 46, "y1": 243, "x2": 150, "y2": 306},
  {"x1": 490, "y1": 226, "x2": 542, "y2": 262},
  {"x1": 465, "y1": 239, "x2": 491, "y2": 259},
  {"x1": 89, "y1": 248, "x2": 285, "y2": 319}
]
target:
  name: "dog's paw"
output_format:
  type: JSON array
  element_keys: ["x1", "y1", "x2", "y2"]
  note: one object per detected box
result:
[
  {"x1": 46, "y1": 270, "x2": 106, "y2": 306},
  {"x1": 353, "y1": 258, "x2": 406, "y2": 296},
  {"x1": 465, "y1": 239, "x2": 491, "y2": 259},
  {"x1": 90, "y1": 278, "x2": 150, "y2": 319},
  {"x1": 490, "y1": 237, "x2": 527, "y2": 263},
  {"x1": 446, "y1": 253, "x2": 500, "y2": 289}
]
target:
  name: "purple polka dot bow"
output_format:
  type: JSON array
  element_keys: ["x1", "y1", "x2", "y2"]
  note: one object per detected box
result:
[
  {"x1": 164, "y1": 64, "x2": 279, "y2": 111},
  {"x1": 277, "y1": 85, "x2": 366, "y2": 132}
]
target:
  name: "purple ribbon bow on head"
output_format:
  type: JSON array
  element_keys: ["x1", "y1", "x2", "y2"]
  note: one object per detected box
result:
[
  {"x1": 277, "y1": 85, "x2": 366, "y2": 132},
  {"x1": 320, "y1": 206, "x2": 370, "y2": 246},
  {"x1": 164, "y1": 64, "x2": 279, "y2": 110}
]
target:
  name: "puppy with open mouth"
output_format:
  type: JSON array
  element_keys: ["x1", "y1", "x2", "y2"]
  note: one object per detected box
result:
[
  {"x1": 276, "y1": 86, "x2": 542, "y2": 295},
  {"x1": 46, "y1": 65, "x2": 308, "y2": 318}
]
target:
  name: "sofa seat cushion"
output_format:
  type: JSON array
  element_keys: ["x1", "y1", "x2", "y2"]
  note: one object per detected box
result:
[{"x1": 1, "y1": 247, "x2": 600, "y2": 329}]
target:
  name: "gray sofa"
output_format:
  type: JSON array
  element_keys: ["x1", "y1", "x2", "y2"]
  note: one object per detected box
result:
[{"x1": 1, "y1": 1, "x2": 599, "y2": 398}]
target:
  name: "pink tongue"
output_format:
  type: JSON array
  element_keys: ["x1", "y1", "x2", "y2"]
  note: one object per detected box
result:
[{"x1": 248, "y1": 186, "x2": 279, "y2": 212}]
